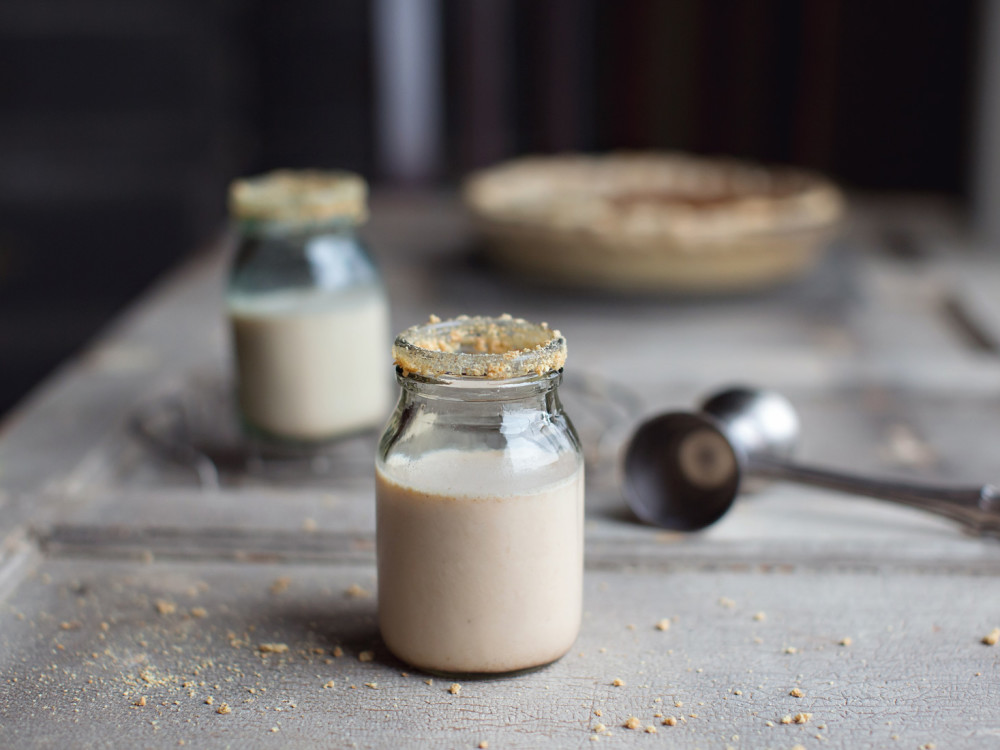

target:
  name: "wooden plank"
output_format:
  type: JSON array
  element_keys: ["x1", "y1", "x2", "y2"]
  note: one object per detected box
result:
[
  {"x1": 0, "y1": 557, "x2": 998, "y2": 748},
  {"x1": 2, "y1": 194, "x2": 1000, "y2": 747}
]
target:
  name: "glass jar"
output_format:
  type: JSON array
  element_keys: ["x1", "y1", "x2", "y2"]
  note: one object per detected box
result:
[
  {"x1": 375, "y1": 315, "x2": 585, "y2": 676},
  {"x1": 226, "y1": 170, "x2": 390, "y2": 444}
]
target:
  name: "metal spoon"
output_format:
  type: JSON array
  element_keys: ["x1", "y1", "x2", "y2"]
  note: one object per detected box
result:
[{"x1": 623, "y1": 386, "x2": 1000, "y2": 536}]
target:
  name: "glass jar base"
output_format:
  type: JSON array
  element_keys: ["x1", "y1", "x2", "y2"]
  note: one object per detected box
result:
[
  {"x1": 239, "y1": 415, "x2": 379, "y2": 455},
  {"x1": 398, "y1": 652, "x2": 569, "y2": 681}
]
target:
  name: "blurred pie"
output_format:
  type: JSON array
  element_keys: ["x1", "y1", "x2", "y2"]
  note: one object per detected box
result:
[{"x1": 462, "y1": 152, "x2": 844, "y2": 293}]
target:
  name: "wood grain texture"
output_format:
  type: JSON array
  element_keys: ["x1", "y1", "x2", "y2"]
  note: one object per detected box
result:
[
  {"x1": 1, "y1": 193, "x2": 1000, "y2": 748},
  {"x1": 0, "y1": 558, "x2": 997, "y2": 748}
]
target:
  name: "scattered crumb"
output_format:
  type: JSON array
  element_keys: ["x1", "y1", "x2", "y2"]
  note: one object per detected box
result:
[
  {"x1": 190, "y1": 607, "x2": 207, "y2": 618},
  {"x1": 780, "y1": 716, "x2": 793, "y2": 725},
  {"x1": 599, "y1": 647, "x2": 607, "y2": 654},
  {"x1": 655, "y1": 619, "x2": 671, "y2": 631},
  {"x1": 784, "y1": 646, "x2": 798, "y2": 654},
  {"x1": 688, "y1": 714, "x2": 698, "y2": 719},
  {"x1": 653, "y1": 698, "x2": 662, "y2": 703},
  {"x1": 789, "y1": 688, "x2": 804, "y2": 698},
  {"x1": 364, "y1": 682, "x2": 378, "y2": 689},
  {"x1": 589, "y1": 737, "x2": 599, "y2": 743},
  {"x1": 594, "y1": 710, "x2": 602, "y2": 717},
  {"x1": 270, "y1": 577, "x2": 291, "y2": 595},
  {"x1": 612, "y1": 678, "x2": 625, "y2": 687},
  {"x1": 674, "y1": 701, "x2": 683, "y2": 708},
  {"x1": 753, "y1": 637, "x2": 763, "y2": 644},
  {"x1": 216, "y1": 703, "x2": 231, "y2": 715},
  {"x1": 134, "y1": 696, "x2": 146, "y2": 707},
  {"x1": 332, "y1": 646, "x2": 344, "y2": 658},
  {"x1": 154, "y1": 600, "x2": 176, "y2": 615},
  {"x1": 921, "y1": 745, "x2": 936, "y2": 750},
  {"x1": 205, "y1": 697, "x2": 214, "y2": 705},
  {"x1": 644, "y1": 726, "x2": 657, "y2": 733},
  {"x1": 425, "y1": 679, "x2": 434, "y2": 686},
  {"x1": 662, "y1": 717, "x2": 677, "y2": 726},
  {"x1": 270, "y1": 727, "x2": 279, "y2": 733},
  {"x1": 839, "y1": 637, "x2": 853, "y2": 646},
  {"x1": 733, "y1": 690, "x2": 742, "y2": 696},
  {"x1": 448, "y1": 683, "x2": 461, "y2": 695},
  {"x1": 626, "y1": 624, "x2": 636, "y2": 630},
  {"x1": 718, "y1": 597, "x2": 736, "y2": 608},
  {"x1": 479, "y1": 743, "x2": 489, "y2": 749},
  {"x1": 345, "y1": 584, "x2": 371, "y2": 599},
  {"x1": 982, "y1": 628, "x2": 1000, "y2": 646},
  {"x1": 753, "y1": 612, "x2": 766, "y2": 621},
  {"x1": 60, "y1": 621, "x2": 81, "y2": 630},
  {"x1": 653, "y1": 712, "x2": 662, "y2": 718},
  {"x1": 358, "y1": 651, "x2": 374, "y2": 663},
  {"x1": 793, "y1": 713, "x2": 812, "y2": 724},
  {"x1": 624, "y1": 717, "x2": 641, "y2": 730},
  {"x1": 302, "y1": 518, "x2": 318, "y2": 532},
  {"x1": 323, "y1": 681, "x2": 335, "y2": 689},
  {"x1": 258, "y1": 643, "x2": 289, "y2": 654},
  {"x1": 593, "y1": 723, "x2": 606, "y2": 733},
  {"x1": 765, "y1": 721, "x2": 774, "y2": 727}
]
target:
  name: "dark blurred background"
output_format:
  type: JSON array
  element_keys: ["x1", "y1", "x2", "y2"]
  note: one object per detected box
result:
[{"x1": 0, "y1": 0, "x2": 987, "y2": 417}]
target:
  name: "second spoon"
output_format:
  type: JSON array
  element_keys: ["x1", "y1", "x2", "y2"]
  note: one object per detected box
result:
[{"x1": 623, "y1": 386, "x2": 1000, "y2": 536}]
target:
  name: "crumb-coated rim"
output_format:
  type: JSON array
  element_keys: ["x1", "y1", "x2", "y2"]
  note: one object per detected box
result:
[
  {"x1": 229, "y1": 169, "x2": 368, "y2": 224},
  {"x1": 392, "y1": 314, "x2": 567, "y2": 380}
]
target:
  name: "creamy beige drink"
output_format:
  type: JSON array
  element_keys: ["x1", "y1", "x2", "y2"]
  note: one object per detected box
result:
[
  {"x1": 376, "y1": 447, "x2": 584, "y2": 674},
  {"x1": 229, "y1": 284, "x2": 389, "y2": 441}
]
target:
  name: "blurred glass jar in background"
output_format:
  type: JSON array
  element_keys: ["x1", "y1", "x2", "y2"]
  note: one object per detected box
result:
[{"x1": 226, "y1": 170, "x2": 390, "y2": 444}]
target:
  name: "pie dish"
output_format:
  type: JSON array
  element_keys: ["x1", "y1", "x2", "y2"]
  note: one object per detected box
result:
[{"x1": 462, "y1": 152, "x2": 844, "y2": 293}]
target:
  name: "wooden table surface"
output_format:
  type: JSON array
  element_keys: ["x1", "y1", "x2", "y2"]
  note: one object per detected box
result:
[{"x1": 2, "y1": 192, "x2": 1000, "y2": 749}]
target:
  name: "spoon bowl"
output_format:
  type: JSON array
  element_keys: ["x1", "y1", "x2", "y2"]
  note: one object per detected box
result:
[
  {"x1": 700, "y1": 387, "x2": 800, "y2": 459},
  {"x1": 623, "y1": 411, "x2": 743, "y2": 531}
]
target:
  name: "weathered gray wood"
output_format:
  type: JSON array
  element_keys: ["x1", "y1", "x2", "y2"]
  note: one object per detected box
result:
[
  {"x1": 3, "y1": 192, "x2": 1000, "y2": 748},
  {"x1": 1, "y1": 557, "x2": 999, "y2": 749}
]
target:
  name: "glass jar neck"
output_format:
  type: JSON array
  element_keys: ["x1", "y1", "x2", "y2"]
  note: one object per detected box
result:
[
  {"x1": 397, "y1": 369, "x2": 563, "y2": 405},
  {"x1": 236, "y1": 215, "x2": 361, "y2": 240}
]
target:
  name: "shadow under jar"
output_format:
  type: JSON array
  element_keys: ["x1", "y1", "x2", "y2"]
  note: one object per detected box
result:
[
  {"x1": 226, "y1": 170, "x2": 390, "y2": 445},
  {"x1": 376, "y1": 315, "x2": 585, "y2": 677}
]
